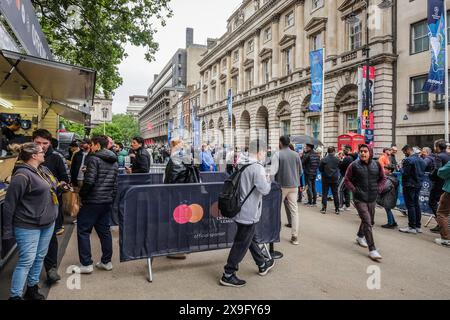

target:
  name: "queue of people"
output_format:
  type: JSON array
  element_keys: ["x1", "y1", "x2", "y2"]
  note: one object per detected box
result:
[{"x1": 3, "y1": 129, "x2": 450, "y2": 295}]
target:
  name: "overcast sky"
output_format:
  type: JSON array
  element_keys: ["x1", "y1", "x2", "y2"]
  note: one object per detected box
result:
[{"x1": 112, "y1": 0, "x2": 242, "y2": 114}]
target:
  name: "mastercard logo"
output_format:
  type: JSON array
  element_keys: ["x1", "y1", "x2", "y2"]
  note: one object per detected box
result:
[{"x1": 173, "y1": 204, "x2": 204, "y2": 224}]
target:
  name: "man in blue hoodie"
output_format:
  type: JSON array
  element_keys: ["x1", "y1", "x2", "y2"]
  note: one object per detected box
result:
[{"x1": 399, "y1": 145, "x2": 426, "y2": 234}]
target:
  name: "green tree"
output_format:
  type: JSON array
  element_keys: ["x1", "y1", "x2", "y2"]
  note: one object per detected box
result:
[
  {"x1": 111, "y1": 114, "x2": 140, "y2": 145},
  {"x1": 32, "y1": 0, "x2": 172, "y2": 97},
  {"x1": 91, "y1": 122, "x2": 123, "y2": 142},
  {"x1": 60, "y1": 118, "x2": 85, "y2": 137}
]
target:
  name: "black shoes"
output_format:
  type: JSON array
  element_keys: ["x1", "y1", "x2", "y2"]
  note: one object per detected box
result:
[
  {"x1": 23, "y1": 285, "x2": 45, "y2": 300},
  {"x1": 430, "y1": 225, "x2": 441, "y2": 233},
  {"x1": 220, "y1": 274, "x2": 246, "y2": 288},
  {"x1": 320, "y1": 207, "x2": 326, "y2": 214},
  {"x1": 382, "y1": 223, "x2": 398, "y2": 229},
  {"x1": 46, "y1": 267, "x2": 61, "y2": 284},
  {"x1": 258, "y1": 259, "x2": 275, "y2": 276},
  {"x1": 8, "y1": 296, "x2": 23, "y2": 300},
  {"x1": 335, "y1": 209, "x2": 340, "y2": 215},
  {"x1": 285, "y1": 223, "x2": 292, "y2": 228}
]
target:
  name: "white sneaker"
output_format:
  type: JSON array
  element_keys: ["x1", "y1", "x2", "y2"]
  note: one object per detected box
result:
[
  {"x1": 368, "y1": 250, "x2": 383, "y2": 261},
  {"x1": 73, "y1": 264, "x2": 93, "y2": 274},
  {"x1": 344, "y1": 206, "x2": 351, "y2": 211},
  {"x1": 96, "y1": 262, "x2": 113, "y2": 271},
  {"x1": 399, "y1": 227, "x2": 417, "y2": 234},
  {"x1": 435, "y1": 238, "x2": 450, "y2": 247},
  {"x1": 415, "y1": 228, "x2": 423, "y2": 233},
  {"x1": 356, "y1": 237, "x2": 368, "y2": 248}
]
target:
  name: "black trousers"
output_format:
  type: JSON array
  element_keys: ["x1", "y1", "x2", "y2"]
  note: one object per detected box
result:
[
  {"x1": 305, "y1": 175, "x2": 317, "y2": 204},
  {"x1": 322, "y1": 178, "x2": 339, "y2": 210},
  {"x1": 44, "y1": 198, "x2": 63, "y2": 271},
  {"x1": 404, "y1": 186, "x2": 422, "y2": 229},
  {"x1": 77, "y1": 203, "x2": 113, "y2": 266},
  {"x1": 429, "y1": 186, "x2": 444, "y2": 217},
  {"x1": 224, "y1": 223, "x2": 266, "y2": 275}
]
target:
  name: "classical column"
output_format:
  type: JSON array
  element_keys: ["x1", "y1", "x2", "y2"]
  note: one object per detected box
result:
[
  {"x1": 226, "y1": 52, "x2": 232, "y2": 93},
  {"x1": 216, "y1": 61, "x2": 221, "y2": 102},
  {"x1": 272, "y1": 14, "x2": 280, "y2": 79},
  {"x1": 238, "y1": 41, "x2": 245, "y2": 93},
  {"x1": 295, "y1": 0, "x2": 305, "y2": 68},
  {"x1": 254, "y1": 28, "x2": 261, "y2": 87},
  {"x1": 200, "y1": 74, "x2": 205, "y2": 108},
  {"x1": 327, "y1": 0, "x2": 337, "y2": 58}
]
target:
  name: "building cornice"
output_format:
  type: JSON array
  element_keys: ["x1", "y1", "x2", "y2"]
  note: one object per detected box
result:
[{"x1": 198, "y1": 0, "x2": 297, "y2": 68}]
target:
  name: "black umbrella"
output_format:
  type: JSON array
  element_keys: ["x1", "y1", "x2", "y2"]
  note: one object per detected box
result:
[{"x1": 290, "y1": 135, "x2": 324, "y2": 147}]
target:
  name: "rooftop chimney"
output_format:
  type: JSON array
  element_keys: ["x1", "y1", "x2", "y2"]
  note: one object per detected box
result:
[
  {"x1": 186, "y1": 28, "x2": 194, "y2": 48},
  {"x1": 153, "y1": 74, "x2": 159, "y2": 82}
]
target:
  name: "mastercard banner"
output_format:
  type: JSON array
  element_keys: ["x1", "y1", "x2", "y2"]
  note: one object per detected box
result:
[{"x1": 119, "y1": 182, "x2": 282, "y2": 262}]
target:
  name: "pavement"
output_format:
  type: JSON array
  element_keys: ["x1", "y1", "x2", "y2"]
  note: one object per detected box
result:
[{"x1": 42, "y1": 204, "x2": 450, "y2": 300}]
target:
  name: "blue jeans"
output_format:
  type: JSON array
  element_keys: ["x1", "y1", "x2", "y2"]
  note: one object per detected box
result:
[
  {"x1": 403, "y1": 186, "x2": 422, "y2": 229},
  {"x1": 10, "y1": 223, "x2": 55, "y2": 298},
  {"x1": 77, "y1": 203, "x2": 113, "y2": 266},
  {"x1": 385, "y1": 208, "x2": 397, "y2": 225}
]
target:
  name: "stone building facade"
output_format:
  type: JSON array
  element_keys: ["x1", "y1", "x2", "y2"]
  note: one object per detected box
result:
[
  {"x1": 198, "y1": 0, "x2": 395, "y2": 154},
  {"x1": 139, "y1": 28, "x2": 207, "y2": 145},
  {"x1": 126, "y1": 95, "x2": 148, "y2": 119},
  {"x1": 91, "y1": 95, "x2": 113, "y2": 126},
  {"x1": 395, "y1": 0, "x2": 450, "y2": 149}
]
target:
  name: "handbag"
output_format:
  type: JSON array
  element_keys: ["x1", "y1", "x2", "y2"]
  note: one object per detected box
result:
[{"x1": 62, "y1": 191, "x2": 80, "y2": 217}]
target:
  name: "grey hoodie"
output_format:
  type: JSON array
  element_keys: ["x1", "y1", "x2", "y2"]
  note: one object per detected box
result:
[
  {"x1": 233, "y1": 157, "x2": 271, "y2": 225},
  {"x1": 2, "y1": 163, "x2": 59, "y2": 239}
]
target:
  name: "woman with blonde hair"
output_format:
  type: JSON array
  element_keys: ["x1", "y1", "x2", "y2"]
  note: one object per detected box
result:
[{"x1": 3, "y1": 143, "x2": 61, "y2": 300}]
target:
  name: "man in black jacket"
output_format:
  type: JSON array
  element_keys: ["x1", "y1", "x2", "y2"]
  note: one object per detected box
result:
[
  {"x1": 319, "y1": 147, "x2": 340, "y2": 214},
  {"x1": 429, "y1": 139, "x2": 450, "y2": 233},
  {"x1": 32, "y1": 129, "x2": 70, "y2": 284},
  {"x1": 302, "y1": 144, "x2": 320, "y2": 206},
  {"x1": 70, "y1": 138, "x2": 91, "y2": 187},
  {"x1": 339, "y1": 145, "x2": 355, "y2": 210},
  {"x1": 76, "y1": 136, "x2": 118, "y2": 274},
  {"x1": 344, "y1": 144, "x2": 386, "y2": 261},
  {"x1": 126, "y1": 136, "x2": 150, "y2": 174}
]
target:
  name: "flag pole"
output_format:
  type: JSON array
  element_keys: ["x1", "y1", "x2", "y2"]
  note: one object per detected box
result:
[
  {"x1": 321, "y1": 47, "x2": 326, "y2": 145},
  {"x1": 445, "y1": 0, "x2": 449, "y2": 142}
]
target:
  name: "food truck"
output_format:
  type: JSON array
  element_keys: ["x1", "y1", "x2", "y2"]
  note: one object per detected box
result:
[{"x1": 0, "y1": 0, "x2": 96, "y2": 269}]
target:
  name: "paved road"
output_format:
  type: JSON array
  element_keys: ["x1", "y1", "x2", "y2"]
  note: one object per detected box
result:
[{"x1": 47, "y1": 205, "x2": 450, "y2": 300}]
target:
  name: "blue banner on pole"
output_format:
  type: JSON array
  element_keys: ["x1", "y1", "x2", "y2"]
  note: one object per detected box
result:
[
  {"x1": 423, "y1": 0, "x2": 447, "y2": 94},
  {"x1": 227, "y1": 89, "x2": 233, "y2": 124},
  {"x1": 168, "y1": 119, "x2": 173, "y2": 142},
  {"x1": 309, "y1": 49, "x2": 324, "y2": 112}
]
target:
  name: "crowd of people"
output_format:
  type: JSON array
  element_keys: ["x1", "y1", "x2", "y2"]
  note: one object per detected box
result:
[{"x1": 2, "y1": 129, "x2": 450, "y2": 295}]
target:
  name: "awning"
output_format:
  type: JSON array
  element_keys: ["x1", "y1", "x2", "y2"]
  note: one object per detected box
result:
[{"x1": 0, "y1": 49, "x2": 96, "y2": 123}]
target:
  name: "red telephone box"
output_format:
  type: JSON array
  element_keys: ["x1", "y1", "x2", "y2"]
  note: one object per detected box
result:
[{"x1": 338, "y1": 133, "x2": 365, "y2": 153}]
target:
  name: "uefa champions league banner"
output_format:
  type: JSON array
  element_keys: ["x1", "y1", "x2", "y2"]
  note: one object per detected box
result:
[
  {"x1": 423, "y1": 0, "x2": 446, "y2": 94},
  {"x1": 309, "y1": 49, "x2": 324, "y2": 112}
]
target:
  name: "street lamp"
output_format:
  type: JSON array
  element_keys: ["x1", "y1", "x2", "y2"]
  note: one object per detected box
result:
[
  {"x1": 346, "y1": 0, "x2": 393, "y2": 137},
  {"x1": 102, "y1": 106, "x2": 108, "y2": 135}
]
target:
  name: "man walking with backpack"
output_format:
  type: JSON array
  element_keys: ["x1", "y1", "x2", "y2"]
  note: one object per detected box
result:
[{"x1": 220, "y1": 139, "x2": 273, "y2": 288}]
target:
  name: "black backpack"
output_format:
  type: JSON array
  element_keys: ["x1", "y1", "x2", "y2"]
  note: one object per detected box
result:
[{"x1": 218, "y1": 164, "x2": 256, "y2": 218}]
